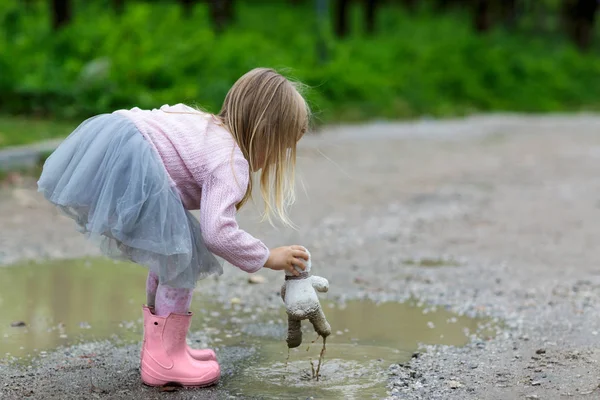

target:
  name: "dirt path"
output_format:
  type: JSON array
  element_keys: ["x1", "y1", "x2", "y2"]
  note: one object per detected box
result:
[{"x1": 2, "y1": 114, "x2": 600, "y2": 399}]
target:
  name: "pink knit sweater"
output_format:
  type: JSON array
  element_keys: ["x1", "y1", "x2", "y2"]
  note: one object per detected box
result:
[{"x1": 114, "y1": 104, "x2": 269, "y2": 273}]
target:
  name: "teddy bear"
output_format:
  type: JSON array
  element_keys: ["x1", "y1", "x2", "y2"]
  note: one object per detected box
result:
[{"x1": 280, "y1": 248, "x2": 331, "y2": 348}]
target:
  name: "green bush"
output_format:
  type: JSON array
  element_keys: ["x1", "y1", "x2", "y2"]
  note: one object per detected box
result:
[{"x1": 0, "y1": 0, "x2": 599, "y2": 125}]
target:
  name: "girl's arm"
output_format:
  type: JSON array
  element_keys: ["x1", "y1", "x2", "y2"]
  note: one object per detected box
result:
[
  {"x1": 199, "y1": 156, "x2": 269, "y2": 273},
  {"x1": 198, "y1": 145, "x2": 308, "y2": 275}
]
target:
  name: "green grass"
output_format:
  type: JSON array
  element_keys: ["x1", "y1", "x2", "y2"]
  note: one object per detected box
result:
[{"x1": 0, "y1": 116, "x2": 75, "y2": 148}]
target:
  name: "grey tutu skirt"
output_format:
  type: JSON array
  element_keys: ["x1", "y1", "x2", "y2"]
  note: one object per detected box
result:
[{"x1": 37, "y1": 113, "x2": 223, "y2": 288}]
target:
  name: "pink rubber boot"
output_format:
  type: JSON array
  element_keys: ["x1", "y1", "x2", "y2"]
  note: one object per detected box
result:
[
  {"x1": 140, "y1": 306, "x2": 220, "y2": 387},
  {"x1": 142, "y1": 305, "x2": 217, "y2": 361}
]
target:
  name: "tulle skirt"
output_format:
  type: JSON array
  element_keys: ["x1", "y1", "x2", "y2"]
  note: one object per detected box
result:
[{"x1": 37, "y1": 113, "x2": 223, "y2": 288}]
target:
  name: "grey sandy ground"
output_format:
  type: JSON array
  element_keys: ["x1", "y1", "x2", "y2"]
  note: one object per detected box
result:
[{"x1": 2, "y1": 114, "x2": 600, "y2": 399}]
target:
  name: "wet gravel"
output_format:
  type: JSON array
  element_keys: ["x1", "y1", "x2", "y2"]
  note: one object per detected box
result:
[{"x1": 2, "y1": 114, "x2": 600, "y2": 398}]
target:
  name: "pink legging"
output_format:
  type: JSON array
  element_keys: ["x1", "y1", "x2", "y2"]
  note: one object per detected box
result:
[{"x1": 146, "y1": 271, "x2": 193, "y2": 317}]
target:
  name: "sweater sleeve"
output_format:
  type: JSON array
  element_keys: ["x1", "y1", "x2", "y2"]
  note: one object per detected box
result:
[{"x1": 199, "y1": 154, "x2": 270, "y2": 273}]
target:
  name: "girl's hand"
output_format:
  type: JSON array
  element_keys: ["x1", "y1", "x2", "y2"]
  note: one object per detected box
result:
[{"x1": 264, "y1": 245, "x2": 309, "y2": 276}]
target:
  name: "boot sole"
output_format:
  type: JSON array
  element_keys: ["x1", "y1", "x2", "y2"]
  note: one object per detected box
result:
[
  {"x1": 142, "y1": 374, "x2": 220, "y2": 389},
  {"x1": 140, "y1": 359, "x2": 221, "y2": 388}
]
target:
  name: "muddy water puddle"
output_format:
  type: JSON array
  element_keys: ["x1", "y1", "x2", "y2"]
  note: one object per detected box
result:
[
  {"x1": 221, "y1": 300, "x2": 494, "y2": 399},
  {"x1": 0, "y1": 258, "x2": 496, "y2": 398},
  {"x1": 0, "y1": 258, "x2": 147, "y2": 360}
]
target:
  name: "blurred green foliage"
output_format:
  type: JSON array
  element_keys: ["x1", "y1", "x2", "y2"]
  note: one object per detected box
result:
[
  {"x1": 0, "y1": 0, "x2": 599, "y2": 131},
  {"x1": 0, "y1": 115, "x2": 75, "y2": 148}
]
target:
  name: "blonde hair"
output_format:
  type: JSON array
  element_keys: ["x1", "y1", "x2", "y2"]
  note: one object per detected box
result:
[{"x1": 217, "y1": 68, "x2": 310, "y2": 227}]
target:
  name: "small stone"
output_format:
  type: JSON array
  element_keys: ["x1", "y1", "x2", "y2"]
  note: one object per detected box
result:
[
  {"x1": 447, "y1": 380, "x2": 462, "y2": 389},
  {"x1": 159, "y1": 386, "x2": 179, "y2": 392},
  {"x1": 230, "y1": 297, "x2": 242, "y2": 305},
  {"x1": 526, "y1": 395, "x2": 539, "y2": 399},
  {"x1": 535, "y1": 349, "x2": 546, "y2": 355},
  {"x1": 10, "y1": 321, "x2": 26, "y2": 328},
  {"x1": 353, "y1": 277, "x2": 369, "y2": 285},
  {"x1": 531, "y1": 381, "x2": 541, "y2": 386},
  {"x1": 248, "y1": 275, "x2": 266, "y2": 284}
]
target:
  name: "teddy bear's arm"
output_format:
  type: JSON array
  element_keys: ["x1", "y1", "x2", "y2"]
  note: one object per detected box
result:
[{"x1": 310, "y1": 276, "x2": 329, "y2": 293}]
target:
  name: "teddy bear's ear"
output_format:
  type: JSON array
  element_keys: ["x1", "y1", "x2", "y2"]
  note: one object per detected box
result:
[{"x1": 299, "y1": 246, "x2": 312, "y2": 273}]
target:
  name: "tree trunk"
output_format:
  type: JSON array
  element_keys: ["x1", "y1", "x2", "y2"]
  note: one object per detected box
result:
[
  {"x1": 208, "y1": 0, "x2": 235, "y2": 33},
  {"x1": 473, "y1": 0, "x2": 491, "y2": 32},
  {"x1": 435, "y1": 0, "x2": 451, "y2": 10},
  {"x1": 365, "y1": 0, "x2": 377, "y2": 34},
  {"x1": 436, "y1": 0, "x2": 469, "y2": 11},
  {"x1": 563, "y1": 0, "x2": 598, "y2": 50},
  {"x1": 502, "y1": 0, "x2": 518, "y2": 29},
  {"x1": 401, "y1": 0, "x2": 417, "y2": 12},
  {"x1": 180, "y1": 0, "x2": 195, "y2": 17},
  {"x1": 334, "y1": 0, "x2": 349, "y2": 38},
  {"x1": 51, "y1": 0, "x2": 72, "y2": 30},
  {"x1": 316, "y1": 0, "x2": 329, "y2": 63},
  {"x1": 113, "y1": 0, "x2": 125, "y2": 15}
]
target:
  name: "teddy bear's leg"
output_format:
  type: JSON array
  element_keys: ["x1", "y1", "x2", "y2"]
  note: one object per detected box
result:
[
  {"x1": 308, "y1": 307, "x2": 331, "y2": 339},
  {"x1": 286, "y1": 316, "x2": 303, "y2": 348}
]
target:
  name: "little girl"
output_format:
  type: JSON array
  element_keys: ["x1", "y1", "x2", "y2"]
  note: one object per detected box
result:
[{"x1": 37, "y1": 68, "x2": 310, "y2": 388}]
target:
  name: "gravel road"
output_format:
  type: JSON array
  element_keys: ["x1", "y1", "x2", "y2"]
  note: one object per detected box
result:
[{"x1": 2, "y1": 114, "x2": 600, "y2": 399}]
